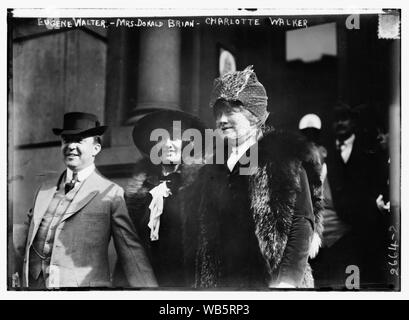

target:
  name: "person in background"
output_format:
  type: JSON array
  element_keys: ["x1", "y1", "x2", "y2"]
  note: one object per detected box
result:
[
  {"x1": 375, "y1": 123, "x2": 390, "y2": 214},
  {"x1": 298, "y1": 113, "x2": 327, "y2": 259},
  {"x1": 298, "y1": 113, "x2": 327, "y2": 169},
  {"x1": 311, "y1": 104, "x2": 387, "y2": 289}
]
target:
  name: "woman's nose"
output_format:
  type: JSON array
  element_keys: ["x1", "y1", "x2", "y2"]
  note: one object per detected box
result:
[
  {"x1": 164, "y1": 139, "x2": 174, "y2": 148},
  {"x1": 218, "y1": 113, "x2": 228, "y2": 124}
]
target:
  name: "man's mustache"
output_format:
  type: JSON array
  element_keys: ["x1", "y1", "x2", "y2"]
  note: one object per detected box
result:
[{"x1": 335, "y1": 123, "x2": 347, "y2": 130}]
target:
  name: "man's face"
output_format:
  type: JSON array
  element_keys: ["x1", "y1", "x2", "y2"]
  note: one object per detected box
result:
[
  {"x1": 333, "y1": 116, "x2": 355, "y2": 139},
  {"x1": 377, "y1": 129, "x2": 389, "y2": 151},
  {"x1": 215, "y1": 108, "x2": 253, "y2": 142},
  {"x1": 61, "y1": 135, "x2": 101, "y2": 171}
]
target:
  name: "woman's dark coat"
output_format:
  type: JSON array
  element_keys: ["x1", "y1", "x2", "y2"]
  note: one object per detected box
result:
[
  {"x1": 184, "y1": 130, "x2": 323, "y2": 288},
  {"x1": 117, "y1": 158, "x2": 202, "y2": 287}
]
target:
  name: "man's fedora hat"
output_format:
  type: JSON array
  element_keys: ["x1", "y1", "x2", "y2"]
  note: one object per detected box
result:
[
  {"x1": 52, "y1": 112, "x2": 108, "y2": 136},
  {"x1": 132, "y1": 109, "x2": 206, "y2": 156}
]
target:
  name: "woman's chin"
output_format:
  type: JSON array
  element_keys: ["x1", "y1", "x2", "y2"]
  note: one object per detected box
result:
[
  {"x1": 162, "y1": 156, "x2": 181, "y2": 164},
  {"x1": 220, "y1": 132, "x2": 237, "y2": 141}
]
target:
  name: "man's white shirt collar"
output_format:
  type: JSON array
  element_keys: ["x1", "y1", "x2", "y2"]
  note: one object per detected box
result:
[
  {"x1": 66, "y1": 163, "x2": 95, "y2": 182},
  {"x1": 336, "y1": 133, "x2": 355, "y2": 149},
  {"x1": 336, "y1": 134, "x2": 355, "y2": 163}
]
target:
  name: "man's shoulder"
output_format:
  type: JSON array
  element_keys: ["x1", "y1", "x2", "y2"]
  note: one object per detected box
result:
[
  {"x1": 35, "y1": 171, "x2": 64, "y2": 189},
  {"x1": 92, "y1": 170, "x2": 122, "y2": 188}
]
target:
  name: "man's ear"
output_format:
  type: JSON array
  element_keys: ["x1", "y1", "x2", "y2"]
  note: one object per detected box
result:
[{"x1": 93, "y1": 143, "x2": 102, "y2": 157}]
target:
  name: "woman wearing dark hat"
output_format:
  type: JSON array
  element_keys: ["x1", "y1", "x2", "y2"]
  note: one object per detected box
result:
[
  {"x1": 115, "y1": 109, "x2": 205, "y2": 288},
  {"x1": 185, "y1": 66, "x2": 323, "y2": 288}
]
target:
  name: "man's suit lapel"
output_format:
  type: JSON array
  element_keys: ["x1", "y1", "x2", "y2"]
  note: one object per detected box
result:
[
  {"x1": 29, "y1": 173, "x2": 64, "y2": 245},
  {"x1": 32, "y1": 185, "x2": 57, "y2": 225},
  {"x1": 61, "y1": 171, "x2": 99, "y2": 222}
]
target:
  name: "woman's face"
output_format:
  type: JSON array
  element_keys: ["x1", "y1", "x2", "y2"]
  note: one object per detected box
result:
[
  {"x1": 215, "y1": 107, "x2": 253, "y2": 141},
  {"x1": 158, "y1": 137, "x2": 183, "y2": 163}
]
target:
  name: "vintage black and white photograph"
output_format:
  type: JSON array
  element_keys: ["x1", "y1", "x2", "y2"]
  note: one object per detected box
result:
[{"x1": 6, "y1": 8, "x2": 401, "y2": 293}]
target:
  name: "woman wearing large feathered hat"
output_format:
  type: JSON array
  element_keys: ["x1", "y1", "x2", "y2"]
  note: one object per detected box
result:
[{"x1": 185, "y1": 66, "x2": 323, "y2": 288}]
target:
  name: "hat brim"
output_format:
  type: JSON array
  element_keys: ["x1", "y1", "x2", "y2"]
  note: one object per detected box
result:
[
  {"x1": 132, "y1": 109, "x2": 206, "y2": 156},
  {"x1": 52, "y1": 126, "x2": 108, "y2": 137}
]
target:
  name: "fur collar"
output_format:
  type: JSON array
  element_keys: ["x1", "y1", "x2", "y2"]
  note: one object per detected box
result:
[
  {"x1": 258, "y1": 130, "x2": 324, "y2": 238},
  {"x1": 191, "y1": 129, "x2": 323, "y2": 288}
]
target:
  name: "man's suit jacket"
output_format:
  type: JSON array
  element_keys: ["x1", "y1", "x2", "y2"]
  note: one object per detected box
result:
[
  {"x1": 21, "y1": 169, "x2": 157, "y2": 288},
  {"x1": 326, "y1": 136, "x2": 383, "y2": 231},
  {"x1": 324, "y1": 135, "x2": 388, "y2": 286}
]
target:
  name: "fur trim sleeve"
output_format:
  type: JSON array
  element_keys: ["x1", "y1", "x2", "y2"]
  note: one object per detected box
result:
[
  {"x1": 259, "y1": 130, "x2": 324, "y2": 251},
  {"x1": 124, "y1": 158, "x2": 156, "y2": 227}
]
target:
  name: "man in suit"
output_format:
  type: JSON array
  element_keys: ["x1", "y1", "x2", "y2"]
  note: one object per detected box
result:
[
  {"x1": 19, "y1": 112, "x2": 157, "y2": 289},
  {"x1": 311, "y1": 104, "x2": 387, "y2": 289}
]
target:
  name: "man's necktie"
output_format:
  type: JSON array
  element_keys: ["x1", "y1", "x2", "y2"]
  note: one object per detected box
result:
[{"x1": 65, "y1": 172, "x2": 78, "y2": 194}]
